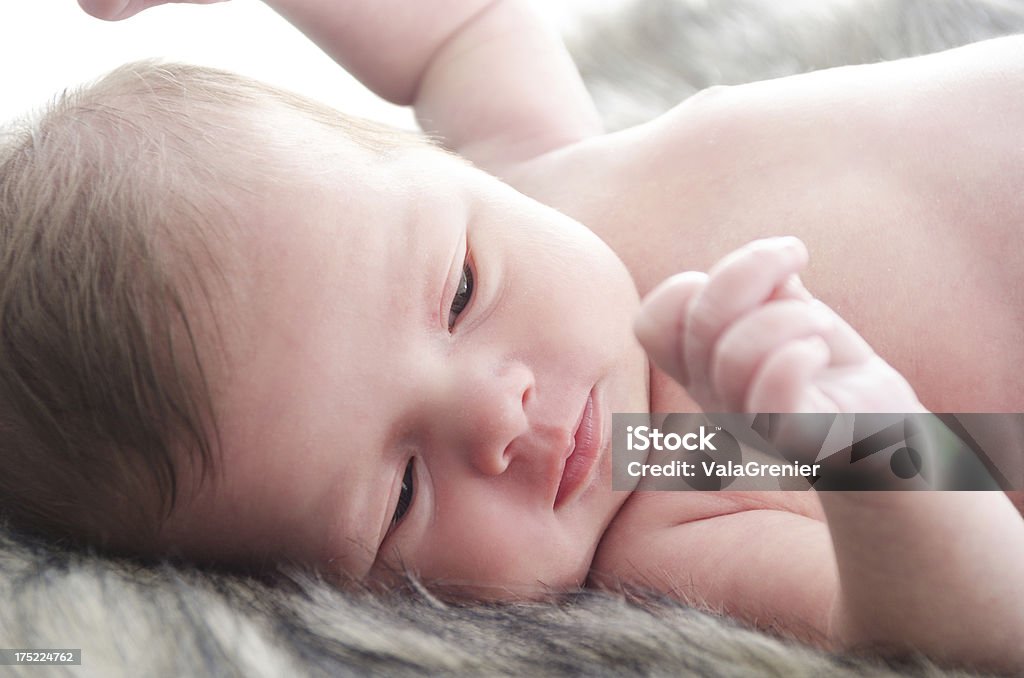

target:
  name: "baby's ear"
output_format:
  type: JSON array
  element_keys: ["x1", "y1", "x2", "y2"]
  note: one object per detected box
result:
[{"x1": 633, "y1": 271, "x2": 708, "y2": 387}]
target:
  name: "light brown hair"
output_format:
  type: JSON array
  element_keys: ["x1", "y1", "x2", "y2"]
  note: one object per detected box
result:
[{"x1": 0, "y1": 60, "x2": 425, "y2": 554}]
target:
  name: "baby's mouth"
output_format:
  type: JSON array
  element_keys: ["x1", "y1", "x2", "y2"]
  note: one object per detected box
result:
[{"x1": 554, "y1": 387, "x2": 602, "y2": 509}]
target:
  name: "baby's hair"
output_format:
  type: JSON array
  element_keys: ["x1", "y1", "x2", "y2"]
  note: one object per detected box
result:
[{"x1": 0, "y1": 60, "x2": 428, "y2": 554}]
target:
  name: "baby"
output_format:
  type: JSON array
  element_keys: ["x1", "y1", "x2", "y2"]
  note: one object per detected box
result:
[{"x1": 1, "y1": 0, "x2": 1020, "y2": 671}]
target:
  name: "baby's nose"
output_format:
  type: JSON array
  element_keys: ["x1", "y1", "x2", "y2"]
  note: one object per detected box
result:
[{"x1": 450, "y1": 361, "x2": 533, "y2": 476}]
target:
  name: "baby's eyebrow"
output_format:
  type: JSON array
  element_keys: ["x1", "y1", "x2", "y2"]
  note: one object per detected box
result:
[
  {"x1": 396, "y1": 192, "x2": 471, "y2": 333},
  {"x1": 431, "y1": 212, "x2": 468, "y2": 331},
  {"x1": 370, "y1": 429, "x2": 417, "y2": 557},
  {"x1": 374, "y1": 463, "x2": 397, "y2": 556},
  {"x1": 317, "y1": 460, "x2": 389, "y2": 581}
]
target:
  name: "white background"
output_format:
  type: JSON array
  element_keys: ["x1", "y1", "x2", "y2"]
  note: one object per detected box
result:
[{"x1": 0, "y1": 0, "x2": 416, "y2": 127}]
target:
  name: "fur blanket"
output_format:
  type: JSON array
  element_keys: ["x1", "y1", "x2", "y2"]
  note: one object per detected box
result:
[
  {"x1": 0, "y1": 529, "x2": 989, "y2": 677},
  {"x1": 3, "y1": 1, "x2": 1023, "y2": 675},
  {"x1": 568, "y1": 0, "x2": 1024, "y2": 130}
]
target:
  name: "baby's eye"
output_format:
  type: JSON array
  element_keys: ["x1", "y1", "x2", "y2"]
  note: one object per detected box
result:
[
  {"x1": 390, "y1": 458, "x2": 415, "y2": 529},
  {"x1": 448, "y1": 263, "x2": 474, "y2": 330}
]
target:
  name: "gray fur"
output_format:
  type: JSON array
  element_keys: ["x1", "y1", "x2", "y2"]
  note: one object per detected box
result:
[
  {"x1": 568, "y1": 0, "x2": 1024, "y2": 130},
  {"x1": 0, "y1": 528, "x2": 991, "y2": 677},
  {"x1": 3, "y1": 1, "x2": 1024, "y2": 675}
]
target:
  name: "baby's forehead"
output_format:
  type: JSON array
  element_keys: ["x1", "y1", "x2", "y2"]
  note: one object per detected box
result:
[{"x1": 240, "y1": 91, "x2": 437, "y2": 165}]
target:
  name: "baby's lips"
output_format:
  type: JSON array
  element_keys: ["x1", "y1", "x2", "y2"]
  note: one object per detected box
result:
[{"x1": 634, "y1": 271, "x2": 709, "y2": 386}]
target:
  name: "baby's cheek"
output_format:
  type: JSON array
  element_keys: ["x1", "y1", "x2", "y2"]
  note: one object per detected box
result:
[{"x1": 410, "y1": 516, "x2": 590, "y2": 599}]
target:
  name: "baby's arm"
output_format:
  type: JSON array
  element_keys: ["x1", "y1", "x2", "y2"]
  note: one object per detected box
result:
[
  {"x1": 78, "y1": 0, "x2": 602, "y2": 170},
  {"x1": 634, "y1": 237, "x2": 1024, "y2": 671}
]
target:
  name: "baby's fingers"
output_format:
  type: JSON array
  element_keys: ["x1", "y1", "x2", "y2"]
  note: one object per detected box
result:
[
  {"x1": 746, "y1": 336, "x2": 835, "y2": 414},
  {"x1": 746, "y1": 336, "x2": 843, "y2": 462},
  {"x1": 79, "y1": 0, "x2": 226, "y2": 21},
  {"x1": 634, "y1": 271, "x2": 708, "y2": 387},
  {"x1": 78, "y1": 0, "x2": 131, "y2": 20},
  {"x1": 766, "y1": 272, "x2": 875, "y2": 367},
  {"x1": 685, "y1": 237, "x2": 809, "y2": 395},
  {"x1": 711, "y1": 300, "x2": 834, "y2": 410},
  {"x1": 810, "y1": 299, "x2": 875, "y2": 366}
]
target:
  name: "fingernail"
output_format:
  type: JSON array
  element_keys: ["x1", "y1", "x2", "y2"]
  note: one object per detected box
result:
[{"x1": 782, "y1": 274, "x2": 814, "y2": 301}]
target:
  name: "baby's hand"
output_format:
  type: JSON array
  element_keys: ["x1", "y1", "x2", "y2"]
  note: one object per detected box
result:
[
  {"x1": 78, "y1": 0, "x2": 227, "y2": 22},
  {"x1": 635, "y1": 237, "x2": 925, "y2": 415}
]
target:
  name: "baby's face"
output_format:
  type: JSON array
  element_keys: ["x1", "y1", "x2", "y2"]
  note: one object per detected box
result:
[{"x1": 161, "y1": 123, "x2": 650, "y2": 597}]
